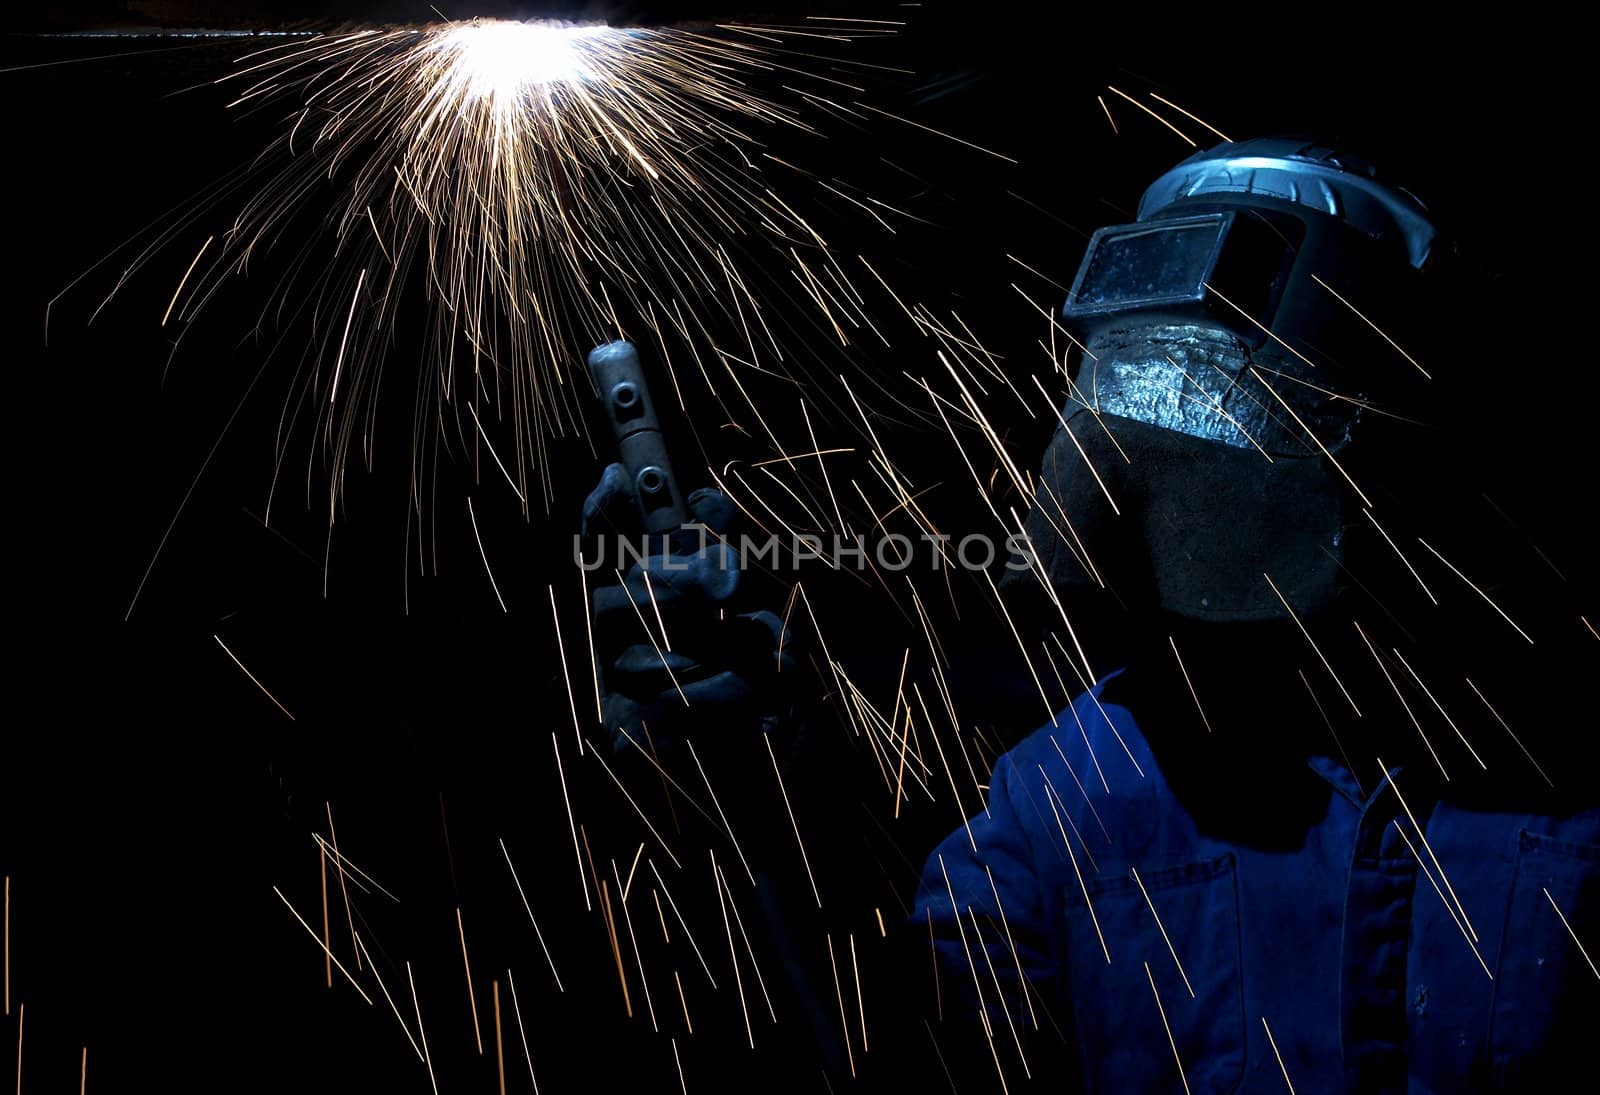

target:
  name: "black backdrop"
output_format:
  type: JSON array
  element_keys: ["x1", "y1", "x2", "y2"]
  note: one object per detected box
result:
[{"x1": 3, "y1": 5, "x2": 1592, "y2": 1093}]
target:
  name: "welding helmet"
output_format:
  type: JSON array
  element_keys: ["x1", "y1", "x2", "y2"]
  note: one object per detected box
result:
[{"x1": 1020, "y1": 137, "x2": 1437, "y2": 622}]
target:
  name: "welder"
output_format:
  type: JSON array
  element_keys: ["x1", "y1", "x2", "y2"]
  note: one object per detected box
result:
[
  {"x1": 580, "y1": 138, "x2": 1599, "y2": 1090},
  {"x1": 910, "y1": 138, "x2": 1599, "y2": 1092}
]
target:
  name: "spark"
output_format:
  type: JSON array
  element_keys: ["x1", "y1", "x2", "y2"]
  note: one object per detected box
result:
[
  {"x1": 1131, "y1": 867, "x2": 1195, "y2": 998},
  {"x1": 579, "y1": 566, "x2": 603, "y2": 730},
  {"x1": 917, "y1": 683, "x2": 980, "y2": 854},
  {"x1": 1097, "y1": 94, "x2": 1118, "y2": 133},
  {"x1": 3, "y1": 875, "x2": 8, "y2": 1017},
  {"x1": 613, "y1": 568, "x2": 691, "y2": 705},
  {"x1": 1168, "y1": 637, "x2": 1212, "y2": 734},
  {"x1": 1416, "y1": 537, "x2": 1535, "y2": 644},
  {"x1": 673, "y1": 969, "x2": 693, "y2": 1033},
  {"x1": 548, "y1": 589, "x2": 584, "y2": 753},
  {"x1": 1145, "y1": 962, "x2": 1192, "y2": 1095},
  {"x1": 505, "y1": 969, "x2": 542, "y2": 1095},
  {"x1": 1039, "y1": 769, "x2": 1098, "y2": 871},
  {"x1": 1297, "y1": 669, "x2": 1362, "y2": 797},
  {"x1": 1311, "y1": 274, "x2": 1429, "y2": 378},
  {"x1": 499, "y1": 839, "x2": 566, "y2": 991},
  {"x1": 1148, "y1": 93, "x2": 1232, "y2": 141},
  {"x1": 1379, "y1": 761, "x2": 1478, "y2": 943},
  {"x1": 492, "y1": 980, "x2": 506, "y2": 1095},
  {"x1": 622, "y1": 843, "x2": 645, "y2": 903},
  {"x1": 213, "y1": 635, "x2": 295, "y2": 720},
  {"x1": 984, "y1": 866, "x2": 1039, "y2": 1030},
  {"x1": 312, "y1": 834, "x2": 401, "y2": 903},
  {"x1": 613, "y1": 862, "x2": 658, "y2": 1031},
  {"x1": 826, "y1": 935, "x2": 856, "y2": 1077},
  {"x1": 1032, "y1": 374, "x2": 1120, "y2": 514},
  {"x1": 968, "y1": 910, "x2": 1031, "y2": 1077},
  {"x1": 1247, "y1": 367, "x2": 1372, "y2": 508},
  {"x1": 598, "y1": 880, "x2": 632, "y2": 1018},
  {"x1": 1544, "y1": 889, "x2": 1599, "y2": 981},
  {"x1": 324, "y1": 804, "x2": 360, "y2": 971},
  {"x1": 354, "y1": 935, "x2": 425, "y2": 1062},
  {"x1": 1263, "y1": 572, "x2": 1362, "y2": 716},
  {"x1": 1353, "y1": 621, "x2": 1449, "y2": 781},
  {"x1": 271, "y1": 886, "x2": 374, "y2": 1005},
  {"x1": 978, "y1": 1002, "x2": 1012, "y2": 1095},
  {"x1": 586, "y1": 740, "x2": 683, "y2": 869},
  {"x1": 714, "y1": 861, "x2": 777, "y2": 1022},
  {"x1": 1464, "y1": 679, "x2": 1553, "y2": 787},
  {"x1": 407, "y1": 961, "x2": 440, "y2": 1095},
  {"x1": 1043, "y1": 782, "x2": 1109, "y2": 964},
  {"x1": 855, "y1": 101, "x2": 1018, "y2": 162},
  {"x1": 850, "y1": 932, "x2": 868, "y2": 1052},
  {"x1": 1106, "y1": 86, "x2": 1195, "y2": 147},
  {"x1": 647, "y1": 861, "x2": 719, "y2": 989},
  {"x1": 466, "y1": 497, "x2": 507, "y2": 611},
  {"x1": 1391, "y1": 650, "x2": 1486, "y2": 769},
  {"x1": 685, "y1": 738, "x2": 759, "y2": 887},
  {"x1": 1361, "y1": 509, "x2": 1437, "y2": 604},
  {"x1": 765, "y1": 730, "x2": 823, "y2": 906},
  {"x1": 935, "y1": 854, "x2": 991, "y2": 1026},
  {"x1": 320, "y1": 842, "x2": 332, "y2": 988},
  {"x1": 1390, "y1": 820, "x2": 1492, "y2": 977},
  {"x1": 1261, "y1": 1017, "x2": 1297, "y2": 1093},
  {"x1": 1045, "y1": 735, "x2": 1111, "y2": 844},
  {"x1": 716, "y1": 855, "x2": 755, "y2": 1049},
  {"x1": 326, "y1": 267, "x2": 366, "y2": 406},
  {"x1": 456, "y1": 907, "x2": 484, "y2": 1054},
  {"x1": 160, "y1": 234, "x2": 212, "y2": 327}
]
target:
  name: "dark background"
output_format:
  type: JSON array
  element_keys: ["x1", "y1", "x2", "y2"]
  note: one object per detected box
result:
[{"x1": 3, "y1": 4, "x2": 1591, "y2": 1092}]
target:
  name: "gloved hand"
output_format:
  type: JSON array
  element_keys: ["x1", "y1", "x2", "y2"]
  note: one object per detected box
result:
[{"x1": 582, "y1": 463, "x2": 795, "y2": 753}]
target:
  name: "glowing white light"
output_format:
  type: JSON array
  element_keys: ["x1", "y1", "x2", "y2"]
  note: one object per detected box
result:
[{"x1": 438, "y1": 20, "x2": 607, "y2": 102}]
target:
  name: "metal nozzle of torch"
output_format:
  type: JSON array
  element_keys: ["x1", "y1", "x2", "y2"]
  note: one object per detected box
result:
[{"x1": 588, "y1": 340, "x2": 689, "y2": 533}]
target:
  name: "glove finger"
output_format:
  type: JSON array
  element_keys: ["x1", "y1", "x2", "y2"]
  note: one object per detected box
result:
[
  {"x1": 638, "y1": 543, "x2": 740, "y2": 603},
  {"x1": 686, "y1": 487, "x2": 738, "y2": 535},
  {"x1": 611, "y1": 643, "x2": 704, "y2": 695},
  {"x1": 604, "y1": 671, "x2": 757, "y2": 754},
  {"x1": 729, "y1": 609, "x2": 796, "y2": 676},
  {"x1": 592, "y1": 579, "x2": 692, "y2": 663},
  {"x1": 581, "y1": 462, "x2": 639, "y2": 543}
]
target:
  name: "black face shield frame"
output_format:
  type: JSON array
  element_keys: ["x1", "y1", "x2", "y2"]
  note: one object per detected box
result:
[{"x1": 1063, "y1": 210, "x2": 1303, "y2": 349}]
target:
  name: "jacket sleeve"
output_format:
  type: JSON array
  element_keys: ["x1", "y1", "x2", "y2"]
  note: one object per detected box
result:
[{"x1": 907, "y1": 743, "x2": 1072, "y2": 1082}]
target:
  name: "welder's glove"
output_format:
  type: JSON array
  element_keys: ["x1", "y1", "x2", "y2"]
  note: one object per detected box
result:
[{"x1": 582, "y1": 463, "x2": 795, "y2": 754}]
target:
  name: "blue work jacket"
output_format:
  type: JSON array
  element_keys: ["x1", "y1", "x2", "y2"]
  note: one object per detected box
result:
[{"x1": 914, "y1": 672, "x2": 1598, "y2": 1093}]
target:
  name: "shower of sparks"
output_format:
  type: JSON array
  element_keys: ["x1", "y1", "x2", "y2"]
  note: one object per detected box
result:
[{"x1": 112, "y1": 18, "x2": 929, "y2": 539}]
